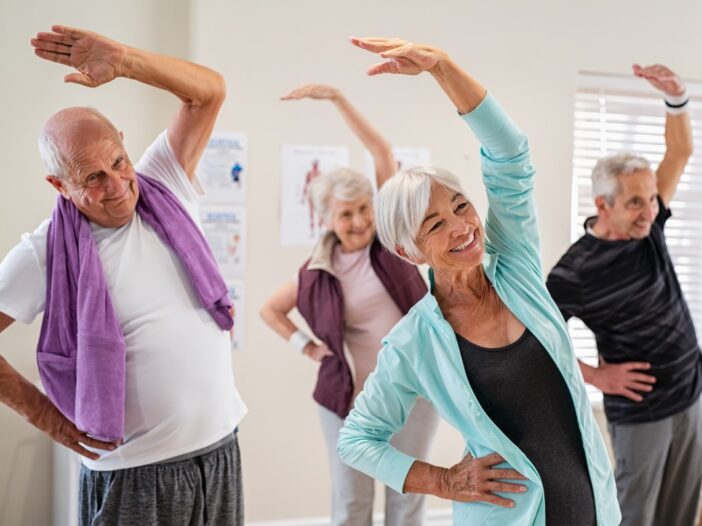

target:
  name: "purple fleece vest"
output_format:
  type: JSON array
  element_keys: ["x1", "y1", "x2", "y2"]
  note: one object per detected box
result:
[
  {"x1": 296, "y1": 237, "x2": 426, "y2": 418},
  {"x1": 36, "y1": 174, "x2": 233, "y2": 442}
]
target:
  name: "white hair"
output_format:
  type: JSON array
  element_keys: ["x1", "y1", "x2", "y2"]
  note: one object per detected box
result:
[
  {"x1": 38, "y1": 132, "x2": 70, "y2": 179},
  {"x1": 592, "y1": 153, "x2": 651, "y2": 204},
  {"x1": 375, "y1": 165, "x2": 465, "y2": 261},
  {"x1": 309, "y1": 168, "x2": 374, "y2": 223},
  {"x1": 38, "y1": 106, "x2": 119, "y2": 180}
]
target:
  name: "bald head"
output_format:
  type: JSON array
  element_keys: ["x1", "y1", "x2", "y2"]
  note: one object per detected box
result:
[{"x1": 39, "y1": 107, "x2": 122, "y2": 181}]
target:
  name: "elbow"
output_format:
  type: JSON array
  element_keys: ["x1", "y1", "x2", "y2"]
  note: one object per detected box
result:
[{"x1": 209, "y1": 71, "x2": 227, "y2": 107}]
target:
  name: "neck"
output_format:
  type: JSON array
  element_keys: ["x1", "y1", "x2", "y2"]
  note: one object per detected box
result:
[
  {"x1": 433, "y1": 265, "x2": 493, "y2": 307},
  {"x1": 590, "y1": 217, "x2": 629, "y2": 241}
]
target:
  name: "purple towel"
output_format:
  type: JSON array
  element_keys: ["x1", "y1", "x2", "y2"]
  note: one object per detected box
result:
[{"x1": 36, "y1": 174, "x2": 233, "y2": 442}]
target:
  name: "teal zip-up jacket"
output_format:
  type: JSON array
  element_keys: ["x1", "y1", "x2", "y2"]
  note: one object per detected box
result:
[{"x1": 337, "y1": 94, "x2": 621, "y2": 526}]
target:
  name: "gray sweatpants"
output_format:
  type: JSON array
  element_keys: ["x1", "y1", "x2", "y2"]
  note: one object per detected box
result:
[
  {"x1": 79, "y1": 433, "x2": 243, "y2": 526},
  {"x1": 319, "y1": 398, "x2": 439, "y2": 526},
  {"x1": 609, "y1": 395, "x2": 702, "y2": 526}
]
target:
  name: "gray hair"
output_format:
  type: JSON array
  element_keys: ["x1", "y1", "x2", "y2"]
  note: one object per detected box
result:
[
  {"x1": 38, "y1": 106, "x2": 119, "y2": 180},
  {"x1": 592, "y1": 153, "x2": 651, "y2": 204},
  {"x1": 375, "y1": 165, "x2": 465, "y2": 261},
  {"x1": 309, "y1": 168, "x2": 374, "y2": 223}
]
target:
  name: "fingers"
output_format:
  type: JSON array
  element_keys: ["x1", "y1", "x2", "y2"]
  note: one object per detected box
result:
[
  {"x1": 78, "y1": 433, "x2": 119, "y2": 451},
  {"x1": 64, "y1": 72, "x2": 95, "y2": 87},
  {"x1": 51, "y1": 25, "x2": 89, "y2": 40},
  {"x1": 628, "y1": 372, "x2": 656, "y2": 384},
  {"x1": 484, "y1": 481, "x2": 528, "y2": 493},
  {"x1": 623, "y1": 362, "x2": 651, "y2": 371},
  {"x1": 477, "y1": 452, "x2": 506, "y2": 467},
  {"x1": 367, "y1": 61, "x2": 401, "y2": 76},
  {"x1": 31, "y1": 38, "x2": 73, "y2": 55},
  {"x1": 350, "y1": 36, "x2": 406, "y2": 53},
  {"x1": 620, "y1": 387, "x2": 644, "y2": 402},
  {"x1": 488, "y1": 468, "x2": 528, "y2": 480},
  {"x1": 33, "y1": 48, "x2": 72, "y2": 66},
  {"x1": 67, "y1": 442, "x2": 101, "y2": 461},
  {"x1": 478, "y1": 492, "x2": 515, "y2": 508}
]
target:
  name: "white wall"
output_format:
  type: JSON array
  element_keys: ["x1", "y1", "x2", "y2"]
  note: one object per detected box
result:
[
  {"x1": 2, "y1": 0, "x2": 701, "y2": 523},
  {"x1": 0, "y1": 1, "x2": 189, "y2": 524},
  {"x1": 190, "y1": 0, "x2": 702, "y2": 521}
]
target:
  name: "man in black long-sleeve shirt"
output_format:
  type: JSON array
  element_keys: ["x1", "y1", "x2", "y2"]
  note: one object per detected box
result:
[{"x1": 548, "y1": 64, "x2": 701, "y2": 526}]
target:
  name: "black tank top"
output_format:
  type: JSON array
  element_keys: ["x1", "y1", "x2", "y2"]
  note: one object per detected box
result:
[{"x1": 456, "y1": 328, "x2": 596, "y2": 525}]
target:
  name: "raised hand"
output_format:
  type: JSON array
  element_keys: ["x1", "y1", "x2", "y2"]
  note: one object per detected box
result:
[
  {"x1": 281, "y1": 84, "x2": 341, "y2": 102},
  {"x1": 31, "y1": 25, "x2": 127, "y2": 87},
  {"x1": 633, "y1": 64, "x2": 686, "y2": 97},
  {"x1": 590, "y1": 359, "x2": 656, "y2": 402},
  {"x1": 440, "y1": 452, "x2": 528, "y2": 507},
  {"x1": 350, "y1": 37, "x2": 447, "y2": 76}
]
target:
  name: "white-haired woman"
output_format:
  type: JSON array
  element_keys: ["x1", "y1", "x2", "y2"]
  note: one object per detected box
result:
[
  {"x1": 337, "y1": 38, "x2": 621, "y2": 526},
  {"x1": 260, "y1": 85, "x2": 438, "y2": 526}
]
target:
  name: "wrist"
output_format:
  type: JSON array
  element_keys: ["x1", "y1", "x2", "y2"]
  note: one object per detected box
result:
[
  {"x1": 427, "y1": 52, "x2": 453, "y2": 80},
  {"x1": 665, "y1": 89, "x2": 689, "y2": 115},
  {"x1": 288, "y1": 330, "x2": 312, "y2": 353}
]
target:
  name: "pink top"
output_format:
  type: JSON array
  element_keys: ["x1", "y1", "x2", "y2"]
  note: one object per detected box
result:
[{"x1": 332, "y1": 244, "x2": 404, "y2": 400}]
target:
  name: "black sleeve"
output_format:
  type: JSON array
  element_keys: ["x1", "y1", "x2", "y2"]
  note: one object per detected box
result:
[
  {"x1": 546, "y1": 252, "x2": 585, "y2": 323},
  {"x1": 655, "y1": 194, "x2": 672, "y2": 229}
]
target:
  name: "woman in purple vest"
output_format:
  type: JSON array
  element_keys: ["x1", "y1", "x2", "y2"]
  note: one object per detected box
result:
[{"x1": 260, "y1": 84, "x2": 439, "y2": 526}]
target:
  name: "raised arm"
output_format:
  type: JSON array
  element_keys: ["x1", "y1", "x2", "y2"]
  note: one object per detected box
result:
[
  {"x1": 282, "y1": 84, "x2": 396, "y2": 188},
  {"x1": 352, "y1": 37, "x2": 539, "y2": 267},
  {"x1": 31, "y1": 25, "x2": 225, "y2": 180},
  {"x1": 0, "y1": 312, "x2": 117, "y2": 458},
  {"x1": 633, "y1": 64, "x2": 693, "y2": 207}
]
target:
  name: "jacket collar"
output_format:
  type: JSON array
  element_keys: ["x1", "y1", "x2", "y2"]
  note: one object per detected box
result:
[{"x1": 307, "y1": 230, "x2": 339, "y2": 276}]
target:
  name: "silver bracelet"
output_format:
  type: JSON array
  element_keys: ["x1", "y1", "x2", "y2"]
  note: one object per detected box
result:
[{"x1": 289, "y1": 330, "x2": 312, "y2": 353}]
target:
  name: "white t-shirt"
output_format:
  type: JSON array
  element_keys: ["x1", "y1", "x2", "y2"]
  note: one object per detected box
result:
[{"x1": 0, "y1": 132, "x2": 247, "y2": 471}]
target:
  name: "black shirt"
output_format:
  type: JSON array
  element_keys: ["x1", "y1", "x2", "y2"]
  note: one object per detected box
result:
[
  {"x1": 546, "y1": 197, "x2": 702, "y2": 424},
  {"x1": 457, "y1": 329, "x2": 595, "y2": 526}
]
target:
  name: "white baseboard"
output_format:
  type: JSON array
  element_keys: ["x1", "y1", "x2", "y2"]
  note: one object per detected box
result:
[{"x1": 248, "y1": 508, "x2": 452, "y2": 526}]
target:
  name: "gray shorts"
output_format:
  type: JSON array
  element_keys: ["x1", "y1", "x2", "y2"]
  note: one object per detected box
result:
[{"x1": 79, "y1": 433, "x2": 243, "y2": 526}]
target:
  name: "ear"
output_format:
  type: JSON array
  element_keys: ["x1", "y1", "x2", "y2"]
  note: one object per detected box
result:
[
  {"x1": 594, "y1": 195, "x2": 609, "y2": 216},
  {"x1": 46, "y1": 175, "x2": 71, "y2": 199},
  {"x1": 396, "y1": 245, "x2": 426, "y2": 265}
]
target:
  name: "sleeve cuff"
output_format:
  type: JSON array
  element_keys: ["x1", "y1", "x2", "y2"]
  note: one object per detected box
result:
[{"x1": 378, "y1": 448, "x2": 417, "y2": 494}]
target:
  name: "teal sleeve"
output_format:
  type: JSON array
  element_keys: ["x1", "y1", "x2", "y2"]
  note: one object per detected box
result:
[
  {"x1": 461, "y1": 94, "x2": 541, "y2": 274},
  {"x1": 337, "y1": 345, "x2": 419, "y2": 494}
]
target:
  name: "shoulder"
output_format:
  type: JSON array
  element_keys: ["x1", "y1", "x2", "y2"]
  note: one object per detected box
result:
[
  {"x1": 383, "y1": 293, "x2": 436, "y2": 351},
  {"x1": 134, "y1": 131, "x2": 203, "y2": 205},
  {"x1": 550, "y1": 236, "x2": 593, "y2": 277}
]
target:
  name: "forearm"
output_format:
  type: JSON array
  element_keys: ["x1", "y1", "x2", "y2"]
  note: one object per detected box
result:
[
  {"x1": 403, "y1": 460, "x2": 447, "y2": 497},
  {"x1": 429, "y1": 57, "x2": 487, "y2": 115},
  {"x1": 332, "y1": 94, "x2": 395, "y2": 185},
  {"x1": 259, "y1": 306, "x2": 299, "y2": 341},
  {"x1": 0, "y1": 355, "x2": 45, "y2": 422},
  {"x1": 664, "y1": 111, "x2": 693, "y2": 163},
  {"x1": 121, "y1": 46, "x2": 225, "y2": 108}
]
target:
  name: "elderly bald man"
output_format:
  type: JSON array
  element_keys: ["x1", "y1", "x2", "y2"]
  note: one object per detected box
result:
[{"x1": 0, "y1": 26, "x2": 246, "y2": 526}]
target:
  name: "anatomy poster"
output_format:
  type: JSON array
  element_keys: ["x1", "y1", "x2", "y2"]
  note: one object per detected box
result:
[
  {"x1": 280, "y1": 145, "x2": 350, "y2": 246},
  {"x1": 364, "y1": 146, "x2": 431, "y2": 190},
  {"x1": 200, "y1": 205, "x2": 246, "y2": 279},
  {"x1": 197, "y1": 131, "x2": 248, "y2": 204}
]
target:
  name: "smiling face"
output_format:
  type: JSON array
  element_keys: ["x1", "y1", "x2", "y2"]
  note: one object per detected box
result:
[
  {"x1": 44, "y1": 110, "x2": 139, "y2": 228},
  {"x1": 411, "y1": 182, "x2": 484, "y2": 272},
  {"x1": 595, "y1": 169, "x2": 659, "y2": 240},
  {"x1": 328, "y1": 195, "x2": 375, "y2": 252}
]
